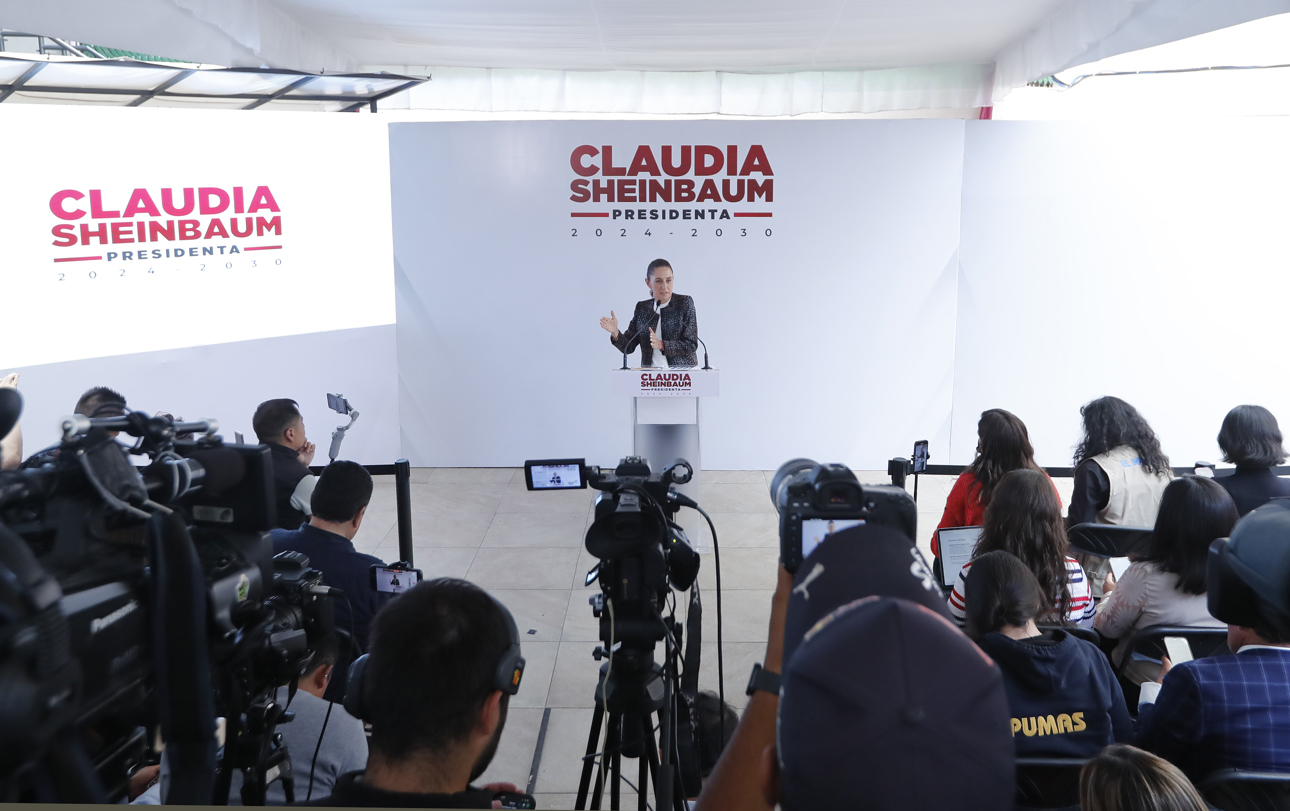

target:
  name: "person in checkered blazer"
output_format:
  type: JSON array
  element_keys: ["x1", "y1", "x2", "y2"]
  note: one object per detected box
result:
[{"x1": 1135, "y1": 500, "x2": 1290, "y2": 779}]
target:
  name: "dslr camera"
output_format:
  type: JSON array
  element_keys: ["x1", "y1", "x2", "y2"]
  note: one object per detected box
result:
[{"x1": 771, "y1": 458, "x2": 917, "y2": 573}]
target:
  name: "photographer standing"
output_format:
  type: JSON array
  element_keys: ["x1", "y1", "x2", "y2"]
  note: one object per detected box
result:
[
  {"x1": 253, "y1": 398, "x2": 318, "y2": 530},
  {"x1": 273, "y1": 461, "x2": 393, "y2": 703}
]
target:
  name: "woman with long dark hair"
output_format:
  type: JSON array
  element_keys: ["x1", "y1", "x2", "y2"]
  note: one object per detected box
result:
[
  {"x1": 948, "y1": 469, "x2": 1094, "y2": 627},
  {"x1": 1069, "y1": 396, "x2": 1173, "y2": 597},
  {"x1": 1095, "y1": 477, "x2": 1234, "y2": 683},
  {"x1": 1215, "y1": 404, "x2": 1290, "y2": 515},
  {"x1": 965, "y1": 551, "x2": 1130, "y2": 759},
  {"x1": 930, "y1": 409, "x2": 1058, "y2": 557}
]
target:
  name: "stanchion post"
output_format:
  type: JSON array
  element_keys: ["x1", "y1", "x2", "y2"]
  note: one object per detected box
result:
[{"x1": 395, "y1": 458, "x2": 414, "y2": 566}]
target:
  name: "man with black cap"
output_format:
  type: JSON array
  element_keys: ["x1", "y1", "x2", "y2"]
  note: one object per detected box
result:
[
  {"x1": 1136, "y1": 499, "x2": 1290, "y2": 778},
  {"x1": 694, "y1": 524, "x2": 1015, "y2": 811}
]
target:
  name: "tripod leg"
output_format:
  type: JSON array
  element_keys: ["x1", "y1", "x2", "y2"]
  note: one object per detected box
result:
[
  {"x1": 608, "y1": 713, "x2": 621, "y2": 811},
  {"x1": 642, "y1": 713, "x2": 663, "y2": 811},
  {"x1": 576, "y1": 699, "x2": 606, "y2": 810},
  {"x1": 638, "y1": 745, "x2": 648, "y2": 811}
]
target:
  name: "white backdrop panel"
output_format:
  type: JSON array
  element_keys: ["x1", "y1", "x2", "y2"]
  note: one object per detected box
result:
[
  {"x1": 954, "y1": 119, "x2": 1290, "y2": 468},
  {"x1": 391, "y1": 120, "x2": 964, "y2": 470},
  {"x1": 0, "y1": 106, "x2": 400, "y2": 464}
]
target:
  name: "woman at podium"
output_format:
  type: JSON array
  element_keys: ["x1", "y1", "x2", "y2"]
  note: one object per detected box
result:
[{"x1": 599, "y1": 258, "x2": 698, "y2": 368}]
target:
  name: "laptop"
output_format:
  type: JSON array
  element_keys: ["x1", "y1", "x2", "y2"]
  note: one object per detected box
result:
[{"x1": 936, "y1": 526, "x2": 983, "y2": 588}]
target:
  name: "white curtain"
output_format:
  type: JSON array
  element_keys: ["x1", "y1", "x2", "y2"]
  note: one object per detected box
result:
[{"x1": 403, "y1": 65, "x2": 994, "y2": 116}]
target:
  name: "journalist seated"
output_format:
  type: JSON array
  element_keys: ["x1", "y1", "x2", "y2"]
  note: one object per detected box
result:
[
  {"x1": 965, "y1": 550, "x2": 1132, "y2": 758},
  {"x1": 254, "y1": 398, "x2": 318, "y2": 530},
  {"x1": 1135, "y1": 499, "x2": 1290, "y2": 778},
  {"x1": 306, "y1": 578, "x2": 525, "y2": 808},
  {"x1": 1214, "y1": 404, "x2": 1290, "y2": 516},
  {"x1": 1095, "y1": 477, "x2": 1233, "y2": 685},
  {"x1": 948, "y1": 469, "x2": 1095, "y2": 628},
  {"x1": 273, "y1": 460, "x2": 392, "y2": 702},
  {"x1": 133, "y1": 634, "x2": 367, "y2": 806}
]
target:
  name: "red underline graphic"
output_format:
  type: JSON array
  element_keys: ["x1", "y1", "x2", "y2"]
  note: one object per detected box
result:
[
  {"x1": 244, "y1": 245, "x2": 282, "y2": 251},
  {"x1": 571, "y1": 212, "x2": 610, "y2": 218},
  {"x1": 53, "y1": 255, "x2": 102, "y2": 263},
  {"x1": 733, "y1": 212, "x2": 773, "y2": 218}
]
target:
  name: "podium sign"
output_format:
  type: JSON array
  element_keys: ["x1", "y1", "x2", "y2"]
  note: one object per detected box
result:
[
  {"x1": 611, "y1": 368, "x2": 717, "y2": 552},
  {"x1": 612, "y1": 368, "x2": 720, "y2": 398}
]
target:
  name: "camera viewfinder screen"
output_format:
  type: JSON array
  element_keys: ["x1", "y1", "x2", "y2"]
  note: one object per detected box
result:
[
  {"x1": 375, "y1": 567, "x2": 421, "y2": 594},
  {"x1": 802, "y1": 518, "x2": 865, "y2": 560},
  {"x1": 527, "y1": 461, "x2": 584, "y2": 490}
]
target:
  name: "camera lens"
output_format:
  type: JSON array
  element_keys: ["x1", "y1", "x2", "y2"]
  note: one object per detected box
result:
[{"x1": 769, "y1": 458, "x2": 818, "y2": 510}]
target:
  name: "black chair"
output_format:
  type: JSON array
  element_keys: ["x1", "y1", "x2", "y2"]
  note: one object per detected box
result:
[
  {"x1": 1067, "y1": 523, "x2": 1153, "y2": 559},
  {"x1": 1200, "y1": 769, "x2": 1290, "y2": 811},
  {"x1": 1113, "y1": 624, "x2": 1230, "y2": 707},
  {"x1": 1015, "y1": 756, "x2": 1087, "y2": 810},
  {"x1": 1038, "y1": 624, "x2": 1103, "y2": 648}
]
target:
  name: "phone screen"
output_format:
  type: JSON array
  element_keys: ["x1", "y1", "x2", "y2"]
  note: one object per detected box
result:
[
  {"x1": 374, "y1": 566, "x2": 421, "y2": 594},
  {"x1": 913, "y1": 440, "x2": 929, "y2": 474},
  {"x1": 1164, "y1": 636, "x2": 1194, "y2": 665},
  {"x1": 801, "y1": 518, "x2": 865, "y2": 560}
]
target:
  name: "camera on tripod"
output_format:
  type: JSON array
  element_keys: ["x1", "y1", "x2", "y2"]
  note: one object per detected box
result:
[
  {"x1": 0, "y1": 389, "x2": 336, "y2": 805},
  {"x1": 771, "y1": 458, "x2": 918, "y2": 573},
  {"x1": 524, "y1": 455, "x2": 704, "y2": 811}
]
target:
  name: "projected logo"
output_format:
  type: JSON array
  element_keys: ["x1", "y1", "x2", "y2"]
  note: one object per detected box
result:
[
  {"x1": 46, "y1": 185, "x2": 285, "y2": 278},
  {"x1": 568, "y1": 144, "x2": 774, "y2": 240}
]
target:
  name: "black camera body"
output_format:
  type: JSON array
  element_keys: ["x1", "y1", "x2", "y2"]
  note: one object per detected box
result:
[
  {"x1": 772, "y1": 458, "x2": 918, "y2": 573},
  {"x1": 0, "y1": 410, "x2": 334, "y2": 803}
]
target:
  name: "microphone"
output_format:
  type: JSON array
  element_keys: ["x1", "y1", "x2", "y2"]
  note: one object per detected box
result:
[
  {"x1": 0, "y1": 387, "x2": 21, "y2": 440},
  {"x1": 620, "y1": 319, "x2": 651, "y2": 371},
  {"x1": 696, "y1": 337, "x2": 711, "y2": 370}
]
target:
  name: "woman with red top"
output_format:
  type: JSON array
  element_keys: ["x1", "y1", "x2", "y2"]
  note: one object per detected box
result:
[{"x1": 932, "y1": 409, "x2": 1060, "y2": 557}]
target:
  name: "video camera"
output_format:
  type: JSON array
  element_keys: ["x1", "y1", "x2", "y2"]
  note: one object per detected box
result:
[
  {"x1": 771, "y1": 458, "x2": 918, "y2": 573},
  {"x1": 524, "y1": 456, "x2": 704, "y2": 808},
  {"x1": 0, "y1": 389, "x2": 336, "y2": 804}
]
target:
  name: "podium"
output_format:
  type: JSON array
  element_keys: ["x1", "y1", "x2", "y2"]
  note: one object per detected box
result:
[{"x1": 613, "y1": 368, "x2": 719, "y2": 551}]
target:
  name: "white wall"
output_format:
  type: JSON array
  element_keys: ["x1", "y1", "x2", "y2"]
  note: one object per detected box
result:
[
  {"x1": 390, "y1": 120, "x2": 965, "y2": 469},
  {"x1": 953, "y1": 119, "x2": 1290, "y2": 467}
]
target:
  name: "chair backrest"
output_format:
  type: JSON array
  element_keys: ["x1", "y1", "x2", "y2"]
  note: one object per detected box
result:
[
  {"x1": 1015, "y1": 757, "x2": 1087, "y2": 810},
  {"x1": 1200, "y1": 768, "x2": 1290, "y2": 811},
  {"x1": 1115, "y1": 625, "x2": 1231, "y2": 681},
  {"x1": 1067, "y1": 523, "x2": 1153, "y2": 558},
  {"x1": 1039, "y1": 624, "x2": 1102, "y2": 648}
]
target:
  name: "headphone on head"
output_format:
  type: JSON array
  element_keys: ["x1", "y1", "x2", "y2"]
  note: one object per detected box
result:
[{"x1": 344, "y1": 593, "x2": 525, "y2": 722}]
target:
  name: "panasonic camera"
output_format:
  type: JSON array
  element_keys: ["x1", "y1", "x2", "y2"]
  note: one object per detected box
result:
[{"x1": 0, "y1": 392, "x2": 335, "y2": 805}]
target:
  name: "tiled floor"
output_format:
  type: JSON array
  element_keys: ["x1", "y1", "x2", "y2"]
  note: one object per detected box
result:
[{"x1": 350, "y1": 468, "x2": 1050, "y2": 808}]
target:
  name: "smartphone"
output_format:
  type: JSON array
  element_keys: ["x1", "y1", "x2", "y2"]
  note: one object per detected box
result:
[
  {"x1": 524, "y1": 458, "x2": 587, "y2": 490},
  {"x1": 493, "y1": 791, "x2": 536, "y2": 810},
  {"x1": 913, "y1": 440, "x2": 929, "y2": 474},
  {"x1": 1164, "y1": 636, "x2": 1194, "y2": 665},
  {"x1": 327, "y1": 393, "x2": 351, "y2": 414},
  {"x1": 370, "y1": 563, "x2": 423, "y2": 594}
]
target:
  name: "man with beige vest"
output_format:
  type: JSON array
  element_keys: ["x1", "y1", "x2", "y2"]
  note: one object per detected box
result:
[{"x1": 1068, "y1": 397, "x2": 1173, "y2": 598}]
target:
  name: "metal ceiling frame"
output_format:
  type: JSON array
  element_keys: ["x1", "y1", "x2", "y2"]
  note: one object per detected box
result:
[{"x1": 0, "y1": 55, "x2": 425, "y2": 111}]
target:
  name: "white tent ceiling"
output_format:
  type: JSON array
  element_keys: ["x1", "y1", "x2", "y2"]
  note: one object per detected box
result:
[{"x1": 4, "y1": 0, "x2": 1290, "y2": 112}]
